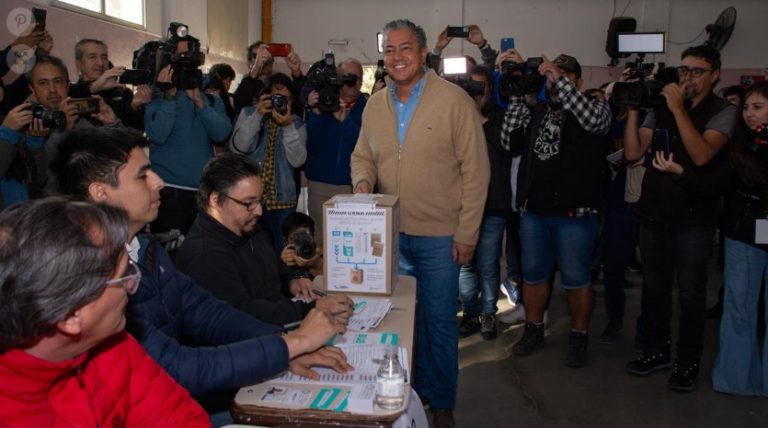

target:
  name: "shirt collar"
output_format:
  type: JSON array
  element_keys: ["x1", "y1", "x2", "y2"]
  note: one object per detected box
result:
[{"x1": 389, "y1": 68, "x2": 428, "y2": 101}]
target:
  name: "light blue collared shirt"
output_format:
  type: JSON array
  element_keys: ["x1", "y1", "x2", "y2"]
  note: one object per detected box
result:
[{"x1": 390, "y1": 70, "x2": 427, "y2": 145}]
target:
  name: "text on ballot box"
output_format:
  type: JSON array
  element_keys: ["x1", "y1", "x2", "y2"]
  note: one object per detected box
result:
[{"x1": 323, "y1": 194, "x2": 399, "y2": 295}]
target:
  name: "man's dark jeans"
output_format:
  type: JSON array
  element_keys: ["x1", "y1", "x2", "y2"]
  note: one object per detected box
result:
[{"x1": 639, "y1": 220, "x2": 714, "y2": 362}]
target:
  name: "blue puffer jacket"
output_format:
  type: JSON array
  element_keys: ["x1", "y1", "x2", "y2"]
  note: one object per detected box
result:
[{"x1": 125, "y1": 237, "x2": 289, "y2": 396}]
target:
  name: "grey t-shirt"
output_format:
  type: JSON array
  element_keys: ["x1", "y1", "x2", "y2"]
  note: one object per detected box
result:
[{"x1": 641, "y1": 103, "x2": 739, "y2": 138}]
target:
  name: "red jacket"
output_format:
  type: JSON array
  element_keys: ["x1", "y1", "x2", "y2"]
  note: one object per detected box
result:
[{"x1": 0, "y1": 331, "x2": 211, "y2": 427}]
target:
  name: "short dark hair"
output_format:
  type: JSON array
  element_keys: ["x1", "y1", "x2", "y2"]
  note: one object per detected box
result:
[
  {"x1": 0, "y1": 197, "x2": 129, "y2": 353},
  {"x1": 681, "y1": 44, "x2": 722, "y2": 71},
  {"x1": 51, "y1": 127, "x2": 150, "y2": 199},
  {"x1": 75, "y1": 38, "x2": 107, "y2": 60},
  {"x1": 210, "y1": 63, "x2": 236, "y2": 81},
  {"x1": 197, "y1": 153, "x2": 261, "y2": 211},
  {"x1": 281, "y1": 212, "x2": 315, "y2": 239},
  {"x1": 262, "y1": 72, "x2": 296, "y2": 97},
  {"x1": 720, "y1": 84, "x2": 745, "y2": 100},
  {"x1": 247, "y1": 41, "x2": 266, "y2": 60},
  {"x1": 26, "y1": 53, "x2": 69, "y2": 83}
]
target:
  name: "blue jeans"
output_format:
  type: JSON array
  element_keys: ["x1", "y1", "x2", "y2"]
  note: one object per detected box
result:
[
  {"x1": 713, "y1": 238, "x2": 768, "y2": 396},
  {"x1": 459, "y1": 214, "x2": 507, "y2": 316},
  {"x1": 504, "y1": 213, "x2": 522, "y2": 283},
  {"x1": 399, "y1": 233, "x2": 459, "y2": 410},
  {"x1": 638, "y1": 220, "x2": 713, "y2": 360},
  {"x1": 519, "y1": 212, "x2": 598, "y2": 289},
  {"x1": 258, "y1": 206, "x2": 296, "y2": 253}
]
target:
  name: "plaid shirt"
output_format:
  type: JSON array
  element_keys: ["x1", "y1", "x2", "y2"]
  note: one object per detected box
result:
[
  {"x1": 500, "y1": 76, "x2": 611, "y2": 149},
  {"x1": 261, "y1": 121, "x2": 296, "y2": 211}
]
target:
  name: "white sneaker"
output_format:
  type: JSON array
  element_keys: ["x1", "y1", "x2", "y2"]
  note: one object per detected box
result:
[{"x1": 498, "y1": 303, "x2": 526, "y2": 324}]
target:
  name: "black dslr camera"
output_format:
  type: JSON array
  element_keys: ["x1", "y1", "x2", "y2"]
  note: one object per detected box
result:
[
  {"x1": 133, "y1": 22, "x2": 205, "y2": 90},
  {"x1": 498, "y1": 57, "x2": 545, "y2": 98},
  {"x1": 290, "y1": 229, "x2": 317, "y2": 260},
  {"x1": 611, "y1": 59, "x2": 680, "y2": 109},
  {"x1": 271, "y1": 93, "x2": 288, "y2": 115},
  {"x1": 305, "y1": 53, "x2": 356, "y2": 113},
  {"x1": 28, "y1": 103, "x2": 66, "y2": 130}
]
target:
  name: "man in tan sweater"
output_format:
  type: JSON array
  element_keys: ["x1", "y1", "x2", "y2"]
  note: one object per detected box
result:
[{"x1": 350, "y1": 19, "x2": 489, "y2": 428}]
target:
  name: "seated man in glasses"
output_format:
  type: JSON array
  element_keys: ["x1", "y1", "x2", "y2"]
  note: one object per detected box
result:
[
  {"x1": 176, "y1": 153, "x2": 353, "y2": 326},
  {"x1": 51, "y1": 127, "x2": 351, "y2": 421},
  {"x1": 0, "y1": 198, "x2": 209, "y2": 427}
]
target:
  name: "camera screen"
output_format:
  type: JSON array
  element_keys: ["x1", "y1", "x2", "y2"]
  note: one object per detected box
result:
[
  {"x1": 442, "y1": 57, "x2": 467, "y2": 75},
  {"x1": 618, "y1": 32, "x2": 666, "y2": 54}
]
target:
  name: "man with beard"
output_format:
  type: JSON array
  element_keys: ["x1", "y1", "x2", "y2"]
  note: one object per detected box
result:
[
  {"x1": 175, "y1": 153, "x2": 354, "y2": 326},
  {"x1": 623, "y1": 45, "x2": 738, "y2": 391}
]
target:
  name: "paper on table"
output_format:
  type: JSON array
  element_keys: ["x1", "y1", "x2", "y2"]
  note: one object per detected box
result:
[
  {"x1": 333, "y1": 331, "x2": 399, "y2": 346},
  {"x1": 269, "y1": 344, "x2": 409, "y2": 387},
  {"x1": 348, "y1": 297, "x2": 392, "y2": 331}
]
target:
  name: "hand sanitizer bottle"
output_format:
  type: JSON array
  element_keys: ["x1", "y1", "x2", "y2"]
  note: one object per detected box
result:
[{"x1": 375, "y1": 345, "x2": 405, "y2": 410}]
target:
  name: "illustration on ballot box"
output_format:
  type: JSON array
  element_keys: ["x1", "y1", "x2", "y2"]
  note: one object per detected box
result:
[{"x1": 323, "y1": 194, "x2": 399, "y2": 295}]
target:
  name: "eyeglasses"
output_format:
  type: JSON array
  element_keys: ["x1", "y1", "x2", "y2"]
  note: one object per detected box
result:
[
  {"x1": 220, "y1": 192, "x2": 262, "y2": 211},
  {"x1": 677, "y1": 66, "x2": 712, "y2": 78},
  {"x1": 105, "y1": 260, "x2": 141, "y2": 295}
]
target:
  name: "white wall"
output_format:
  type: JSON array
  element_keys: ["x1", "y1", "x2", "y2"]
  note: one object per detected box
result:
[
  {"x1": 0, "y1": 0, "x2": 764, "y2": 88},
  {"x1": 271, "y1": 0, "x2": 766, "y2": 75}
]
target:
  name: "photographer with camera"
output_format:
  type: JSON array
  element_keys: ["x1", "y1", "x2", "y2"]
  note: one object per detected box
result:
[
  {"x1": 0, "y1": 102, "x2": 47, "y2": 210},
  {"x1": 176, "y1": 153, "x2": 353, "y2": 326},
  {"x1": 23, "y1": 54, "x2": 120, "y2": 195},
  {"x1": 305, "y1": 57, "x2": 366, "y2": 244},
  {"x1": 229, "y1": 73, "x2": 307, "y2": 251},
  {"x1": 0, "y1": 23, "x2": 53, "y2": 116},
  {"x1": 144, "y1": 25, "x2": 232, "y2": 236},
  {"x1": 280, "y1": 212, "x2": 324, "y2": 282},
  {"x1": 69, "y1": 39, "x2": 151, "y2": 131},
  {"x1": 623, "y1": 45, "x2": 738, "y2": 392},
  {"x1": 233, "y1": 42, "x2": 306, "y2": 112},
  {"x1": 501, "y1": 51, "x2": 611, "y2": 368}
]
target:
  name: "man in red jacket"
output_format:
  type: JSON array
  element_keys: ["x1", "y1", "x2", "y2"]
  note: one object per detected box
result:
[{"x1": 0, "y1": 198, "x2": 210, "y2": 427}]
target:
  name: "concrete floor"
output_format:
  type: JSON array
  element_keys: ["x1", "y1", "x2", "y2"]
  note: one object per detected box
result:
[{"x1": 442, "y1": 261, "x2": 768, "y2": 428}]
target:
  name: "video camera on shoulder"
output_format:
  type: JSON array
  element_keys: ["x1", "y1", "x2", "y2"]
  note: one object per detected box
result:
[
  {"x1": 498, "y1": 57, "x2": 545, "y2": 98},
  {"x1": 305, "y1": 52, "x2": 356, "y2": 113},
  {"x1": 609, "y1": 32, "x2": 686, "y2": 110},
  {"x1": 132, "y1": 22, "x2": 205, "y2": 91},
  {"x1": 441, "y1": 57, "x2": 484, "y2": 97},
  {"x1": 611, "y1": 61, "x2": 679, "y2": 109}
]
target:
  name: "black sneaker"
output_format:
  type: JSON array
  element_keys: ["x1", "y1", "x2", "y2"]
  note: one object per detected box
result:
[
  {"x1": 599, "y1": 323, "x2": 622, "y2": 345},
  {"x1": 459, "y1": 315, "x2": 481, "y2": 337},
  {"x1": 667, "y1": 360, "x2": 699, "y2": 392},
  {"x1": 567, "y1": 331, "x2": 589, "y2": 368},
  {"x1": 513, "y1": 322, "x2": 545, "y2": 356},
  {"x1": 626, "y1": 350, "x2": 672, "y2": 376},
  {"x1": 480, "y1": 314, "x2": 498, "y2": 340}
]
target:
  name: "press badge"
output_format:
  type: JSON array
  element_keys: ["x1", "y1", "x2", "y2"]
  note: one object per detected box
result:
[{"x1": 756, "y1": 219, "x2": 768, "y2": 244}]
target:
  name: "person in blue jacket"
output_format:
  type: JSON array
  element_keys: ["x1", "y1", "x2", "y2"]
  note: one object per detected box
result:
[
  {"x1": 51, "y1": 127, "x2": 351, "y2": 422},
  {"x1": 145, "y1": 34, "x2": 232, "y2": 236},
  {"x1": 304, "y1": 58, "x2": 367, "y2": 244}
]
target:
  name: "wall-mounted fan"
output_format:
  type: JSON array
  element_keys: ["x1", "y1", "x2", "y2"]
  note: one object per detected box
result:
[{"x1": 704, "y1": 7, "x2": 736, "y2": 51}]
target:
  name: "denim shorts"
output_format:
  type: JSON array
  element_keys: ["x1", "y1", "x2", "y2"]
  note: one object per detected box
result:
[{"x1": 519, "y1": 211, "x2": 598, "y2": 289}]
